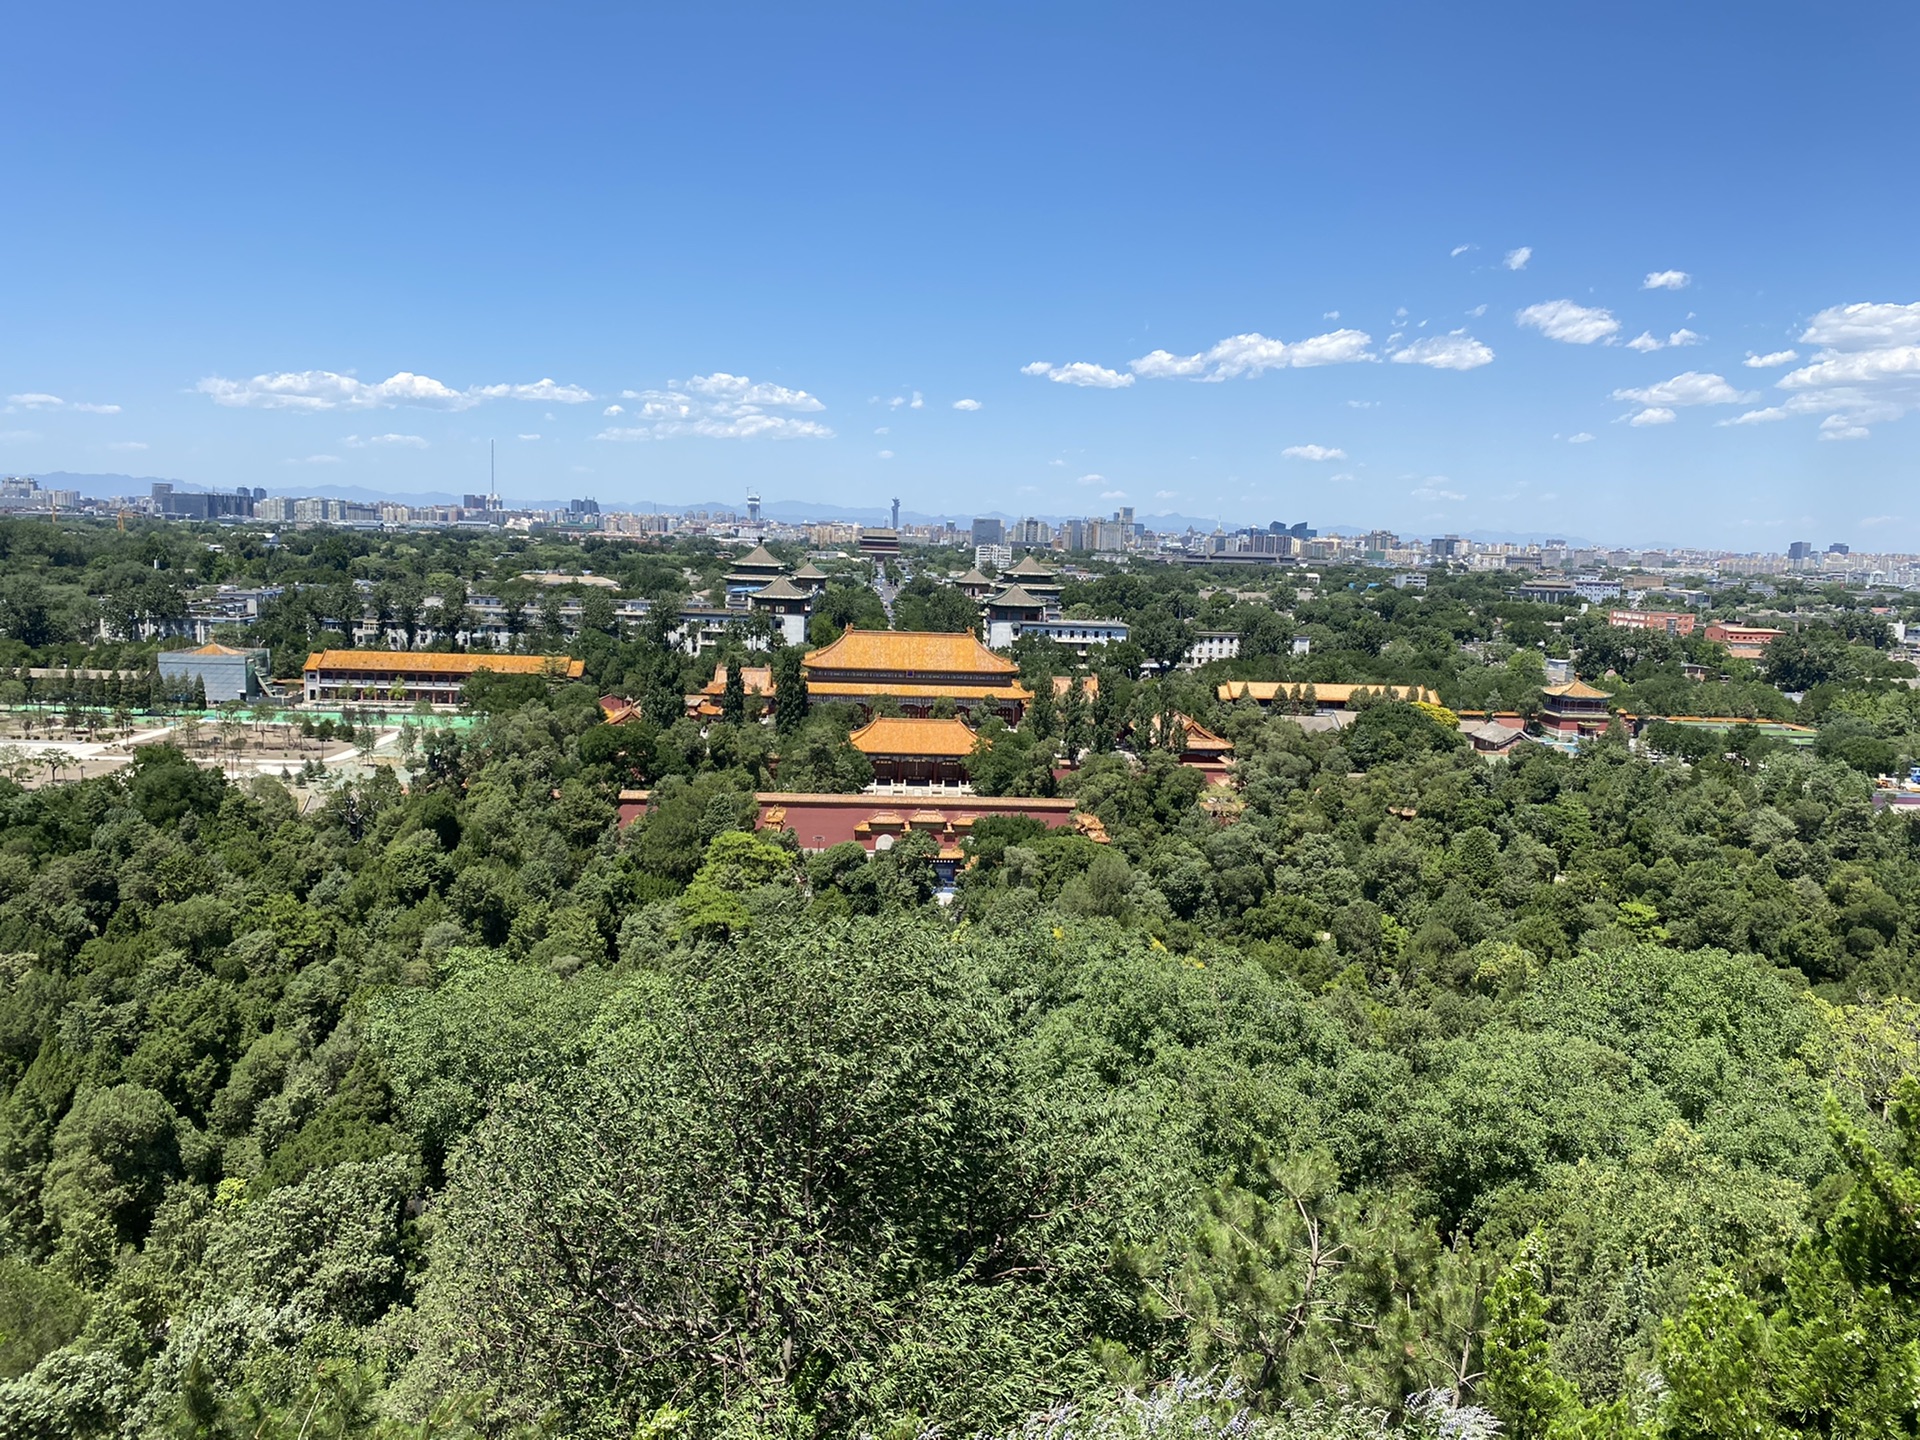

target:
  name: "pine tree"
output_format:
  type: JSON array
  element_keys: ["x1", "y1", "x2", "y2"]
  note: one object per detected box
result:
[
  {"x1": 1090, "y1": 667, "x2": 1121, "y2": 753},
  {"x1": 773, "y1": 647, "x2": 809, "y2": 735},
  {"x1": 1059, "y1": 670, "x2": 1088, "y2": 765},
  {"x1": 721, "y1": 662, "x2": 747, "y2": 726},
  {"x1": 1026, "y1": 672, "x2": 1056, "y2": 740}
]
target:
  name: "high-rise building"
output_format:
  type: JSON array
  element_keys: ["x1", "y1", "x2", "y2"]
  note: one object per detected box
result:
[
  {"x1": 150, "y1": 482, "x2": 253, "y2": 520},
  {"x1": 1827, "y1": 542, "x2": 1850, "y2": 555},
  {"x1": 1788, "y1": 541, "x2": 1813, "y2": 561},
  {"x1": 971, "y1": 517, "x2": 1004, "y2": 545},
  {"x1": 1013, "y1": 516, "x2": 1051, "y2": 546},
  {"x1": 747, "y1": 491, "x2": 762, "y2": 524},
  {"x1": 891, "y1": 497, "x2": 900, "y2": 530}
]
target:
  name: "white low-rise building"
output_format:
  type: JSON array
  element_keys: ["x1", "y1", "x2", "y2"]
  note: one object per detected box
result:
[
  {"x1": 1010, "y1": 617, "x2": 1129, "y2": 659},
  {"x1": 1183, "y1": 630, "x2": 1242, "y2": 667}
]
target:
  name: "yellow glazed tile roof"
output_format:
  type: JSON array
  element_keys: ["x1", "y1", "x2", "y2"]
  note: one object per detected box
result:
[
  {"x1": 804, "y1": 680, "x2": 1030, "y2": 701},
  {"x1": 847, "y1": 716, "x2": 980, "y2": 758},
  {"x1": 803, "y1": 626, "x2": 1018, "y2": 677},
  {"x1": 1542, "y1": 679, "x2": 1613, "y2": 700},
  {"x1": 303, "y1": 650, "x2": 585, "y2": 679}
]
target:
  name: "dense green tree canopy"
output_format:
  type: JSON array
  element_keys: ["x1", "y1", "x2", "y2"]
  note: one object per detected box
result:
[{"x1": 0, "y1": 520, "x2": 1916, "y2": 1436}]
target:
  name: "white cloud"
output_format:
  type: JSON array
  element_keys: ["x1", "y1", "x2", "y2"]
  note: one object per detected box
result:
[
  {"x1": 1800, "y1": 301, "x2": 1920, "y2": 349},
  {"x1": 107, "y1": 440, "x2": 148, "y2": 451},
  {"x1": 598, "y1": 371, "x2": 834, "y2": 440},
  {"x1": 6, "y1": 392, "x2": 121, "y2": 414},
  {"x1": 343, "y1": 433, "x2": 429, "y2": 448},
  {"x1": 1450, "y1": 244, "x2": 1474, "y2": 258},
  {"x1": 671, "y1": 373, "x2": 824, "y2": 411},
  {"x1": 1389, "y1": 330, "x2": 1495, "y2": 370},
  {"x1": 1613, "y1": 371, "x2": 1758, "y2": 408},
  {"x1": 1323, "y1": 310, "x2": 1341, "y2": 320},
  {"x1": 1643, "y1": 270, "x2": 1691, "y2": 290},
  {"x1": 1328, "y1": 472, "x2": 1357, "y2": 483},
  {"x1": 603, "y1": 404, "x2": 624, "y2": 415},
  {"x1": 1411, "y1": 481, "x2": 1465, "y2": 501},
  {"x1": 1860, "y1": 514, "x2": 1901, "y2": 527},
  {"x1": 0, "y1": 430, "x2": 41, "y2": 442},
  {"x1": 199, "y1": 369, "x2": 593, "y2": 411},
  {"x1": 1517, "y1": 300, "x2": 1619, "y2": 345},
  {"x1": 286, "y1": 453, "x2": 342, "y2": 463},
  {"x1": 1503, "y1": 246, "x2": 1532, "y2": 271},
  {"x1": 1021, "y1": 360, "x2": 1135, "y2": 388},
  {"x1": 470, "y1": 378, "x2": 594, "y2": 404},
  {"x1": 1154, "y1": 489, "x2": 1178, "y2": 499},
  {"x1": 878, "y1": 449, "x2": 895, "y2": 459},
  {"x1": 1743, "y1": 350, "x2": 1798, "y2": 368},
  {"x1": 1100, "y1": 489, "x2": 1126, "y2": 499},
  {"x1": 910, "y1": 391, "x2": 924, "y2": 409},
  {"x1": 1128, "y1": 328, "x2": 1374, "y2": 382},
  {"x1": 1778, "y1": 343, "x2": 1920, "y2": 392},
  {"x1": 1346, "y1": 399, "x2": 1379, "y2": 409},
  {"x1": 874, "y1": 426, "x2": 890, "y2": 435},
  {"x1": 1627, "y1": 407, "x2": 1677, "y2": 426},
  {"x1": 517, "y1": 433, "x2": 541, "y2": 441},
  {"x1": 1077, "y1": 473, "x2": 1105, "y2": 486},
  {"x1": 952, "y1": 398, "x2": 981, "y2": 411},
  {"x1": 1567, "y1": 432, "x2": 1595, "y2": 444},
  {"x1": 1467, "y1": 304, "x2": 1488, "y2": 318},
  {"x1": 1282, "y1": 443, "x2": 1348, "y2": 461},
  {"x1": 1707, "y1": 301, "x2": 1920, "y2": 440},
  {"x1": 1718, "y1": 406, "x2": 1790, "y2": 426},
  {"x1": 1626, "y1": 328, "x2": 1703, "y2": 352}
]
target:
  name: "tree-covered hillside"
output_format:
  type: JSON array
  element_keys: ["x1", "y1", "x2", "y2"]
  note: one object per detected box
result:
[
  {"x1": 0, "y1": 682, "x2": 1917, "y2": 1437},
  {"x1": 2, "y1": 517, "x2": 1919, "y2": 1436}
]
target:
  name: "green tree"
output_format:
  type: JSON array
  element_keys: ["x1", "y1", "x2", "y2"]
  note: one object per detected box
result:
[
  {"x1": 1657, "y1": 1075, "x2": 1920, "y2": 1439},
  {"x1": 408, "y1": 918, "x2": 1133, "y2": 1437},
  {"x1": 721, "y1": 660, "x2": 748, "y2": 725},
  {"x1": 773, "y1": 646, "x2": 810, "y2": 735}
]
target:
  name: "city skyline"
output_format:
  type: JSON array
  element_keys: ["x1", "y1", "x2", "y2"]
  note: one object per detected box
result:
[
  {"x1": 5, "y1": 4, "x2": 1919, "y2": 549},
  {"x1": 10, "y1": 472, "x2": 1910, "y2": 579}
]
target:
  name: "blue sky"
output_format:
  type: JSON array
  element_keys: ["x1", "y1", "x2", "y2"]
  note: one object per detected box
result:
[{"x1": 4, "y1": 2, "x2": 1918, "y2": 548}]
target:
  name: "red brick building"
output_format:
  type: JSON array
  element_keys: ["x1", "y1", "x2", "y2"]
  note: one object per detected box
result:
[{"x1": 1704, "y1": 622, "x2": 1785, "y2": 661}]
